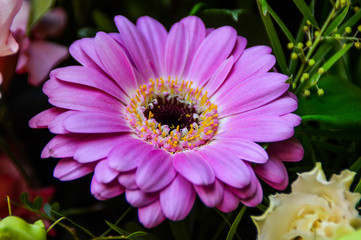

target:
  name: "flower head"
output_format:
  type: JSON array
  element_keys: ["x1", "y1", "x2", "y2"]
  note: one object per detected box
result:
[
  {"x1": 30, "y1": 15, "x2": 302, "y2": 227},
  {"x1": 252, "y1": 163, "x2": 361, "y2": 240}
]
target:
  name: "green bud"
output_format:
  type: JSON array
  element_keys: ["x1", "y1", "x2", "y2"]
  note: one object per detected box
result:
[
  {"x1": 302, "y1": 73, "x2": 309, "y2": 80},
  {"x1": 355, "y1": 42, "x2": 361, "y2": 49},
  {"x1": 317, "y1": 88, "x2": 324, "y2": 96},
  {"x1": 297, "y1": 42, "x2": 304, "y2": 49},
  {"x1": 306, "y1": 41, "x2": 312, "y2": 47},
  {"x1": 358, "y1": 25, "x2": 361, "y2": 32},
  {"x1": 345, "y1": 26, "x2": 352, "y2": 34},
  {"x1": 334, "y1": 33, "x2": 342, "y2": 39},
  {"x1": 304, "y1": 90, "x2": 311, "y2": 96},
  {"x1": 354, "y1": 6, "x2": 360, "y2": 12},
  {"x1": 287, "y1": 42, "x2": 294, "y2": 50},
  {"x1": 303, "y1": 25, "x2": 309, "y2": 32},
  {"x1": 318, "y1": 67, "x2": 325, "y2": 74},
  {"x1": 308, "y1": 59, "x2": 316, "y2": 66},
  {"x1": 0, "y1": 216, "x2": 46, "y2": 240},
  {"x1": 314, "y1": 31, "x2": 320, "y2": 37},
  {"x1": 291, "y1": 52, "x2": 298, "y2": 59}
]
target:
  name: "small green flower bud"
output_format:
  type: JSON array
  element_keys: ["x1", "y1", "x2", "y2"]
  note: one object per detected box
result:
[
  {"x1": 287, "y1": 42, "x2": 294, "y2": 49},
  {"x1": 345, "y1": 26, "x2": 352, "y2": 34},
  {"x1": 297, "y1": 42, "x2": 304, "y2": 49},
  {"x1": 304, "y1": 90, "x2": 311, "y2": 96},
  {"x1": 358, "y1": 25, "x2": 361, "y2": 32},
  {"x1": 354, "y1": 6, "x2": 360, "y2": 12},
  {"x1": 0, "y1": 216, "x2": 46, "y2": 240},
  {"x1": 340, "y1": 0, "x2": 348, "y2": 7},
  {"x1": 292, "y1": 83, "x2": 297, "y2": 89},
  {"x1": 317, "y1": 88, "x2": 324, "y2": 96},
  {"x1": 335, "y1": 33, "x2": 342, "y2": 39},
  {"x1": 308, "y1": 59, "x2": 315, "y2": 66},
  {"x1": 303, "y1": 25, "x2": 309, "y2": 32},
  {"x1": 306, "y1": 41, "x2": 312, "y2": 47},
  {"x1": 302, "y1": 73, "x2": 309, "y2": 80},
  {"x1": 355, "y1": 42, "x2": 361, "y2": 49},
  {"x1": 306, "y1": 20, "x2": 311, "y2": 26},
  {"x1": 291, "y1": 52, "x2": 298, "y2": 59},
  {"x1": 314, "y1": 31, "x2": 320, "y2": 37},
  {"x1": 318, "y1": 67, "x2": 325, "y2": 74}
]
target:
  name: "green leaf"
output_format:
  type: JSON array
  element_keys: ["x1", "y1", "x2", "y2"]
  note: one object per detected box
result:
[
  {"x1": 93, "y1": 10, "x2": 117, "y2": 32},
  {"x1": 32, "y1": 196, "x2": 43, "y2": 211},
  {"x1": 20, "y1": 192, "x2": 32, "y2": 209},
  {"x1": 297, "y1": 75, "x2": 361, "y2": 132},
  {"x1": 258, "y1": 0, "x2": 268, "y2": 16},
  {"x1": 350, "y1": 156, "x2": 361, "y2": 172},
  {"x1": 29, "y1": 0, "x2": 55, "y2": 29},
  {"x1": 267, "y1": 4, "x2": 296, "y2": 44},
  {"x1": 324, "y1": 5, "x2": 349, "y2": 36},
  {"x1": 189, "y1": 2, "x2": 208, "y2": 15},
  {"x1": 127, "y1": 231, "x2": 147, "y2": 238},
  {"x1": 104, "y1": 220, "x2": 129, "y2": 236},
  {"x1": 292, "y1": 0, "x2": 320, "y2": 29},
  {"x1": 338, "y1": 6, "x2": 361, "y2": 34},
  {"x1": 307, "y1": 43, "x2": 353, "y2": 88},
  {"x1": 257, "y1": 2, "x2": 289, "y2": 75},
  {"x1": 226, "y1": 206, "x2": 247, "y2": 240},
  {"x1": 202, "y1": 9, "x2": 248, "y2": 22},
  {"x1": 336, "y1": 227, "x2": 361, "y2": 240}
]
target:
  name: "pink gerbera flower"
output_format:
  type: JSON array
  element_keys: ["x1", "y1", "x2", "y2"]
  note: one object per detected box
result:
[{"x1": 30, "y1": 15, "x2": 303, "y2": 228}]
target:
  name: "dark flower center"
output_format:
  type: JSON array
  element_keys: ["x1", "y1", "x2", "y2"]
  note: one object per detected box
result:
[{"x1": 143, "y1": 97, "x2": 197, "y2": 130}]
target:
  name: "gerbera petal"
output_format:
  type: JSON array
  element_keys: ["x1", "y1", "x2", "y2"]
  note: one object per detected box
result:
[
  {"x1": 53, "y1": 66, "x2": 128, "y2": 103},
  {"x1": 48, "y1": 111, "x2": 75, "y2": 134},
  {"x1": 231, "y1": 36, "x2": 247, "y2": 61},
  {"x1": 218, "y1": 116, "x2": 294, "y2": 142},
  {"x1": 44, "y1": 79, "x2": 122, "y2": 113},
  {"x1": 94, "y1": 159, "x2": 119, "y2": 184},
  {"x1": 63, "y1": 111, "x2": 131, "y2": 133},
  {"x1": 198, "y1": 147, "x2": 251, "y2": 189},
  {"x1": 239, "y1": 178, "x2": 263, "y2": 207},
  {"x1": 216, "y1": 187, "x2": 240, "y2": 213},
  {"x1": 138, "y1": 200, "x2": 166, "y2": 228},
  {"x1": 205, "y1": 56, "x2": 234, "y2": 97},
  {"x1": 29, "y1": 107, "x2": 66, "y2": 128},
  {"x1": 209, "y1": 138, "x2": 268, "y2": 163},
  {"x1": 267, "y1": 138, "x2": 304, "y2": 162},
  {"x1": 125, "y1": 189, "x2": 158, "y2": 208},
  {"x1": 136, "y1": 150, "x2": 176, "y2": 192},
  {"x1": 95, "y1": 32, "x2": 138, "y2": 95},
  {"x1": 118, "y1": 170, "x2": 138, "y2": 189},
  {"x1": 74, "y1": 134, "x2": 130, "y2": 163},
  {"x1": 136, "y1": 16, "x2": 167, "y2": 77},
  {"x1": 194, "y1": 179, "x2": 224, "y2": 207},
  {"x1": 215, "y1": 73, "x2": 289, "y2": 117},
  {"x1": 254, "y1": 157, "x2": 288, "y2": 190},
  {"x1": 164, "y1": 22, "x2": 189, "y2": 78},
  {"x1": 225, "y1": 46, "x2": 276, "y2": 87},
  {"x1": 173, "y1": 151, "x2": 215, "y2": 185},
  {"x1": 53, "y1": 158, "x2": 96, "y2": 181},
  {"x1": 91, "y1": 177, "x2": 124, "y2": 200},
  {"x1": 281, "y1": 113, "x2": 302, "y2": 126},
  {"x1": 237, "y1": 94, "x2": 298, "y2": 118},
  {"x1": 108, "y1": 139, "x2": 154, "y2": 172},
  {"x1": 114, "y1": 15, "x2": 154, "y2": 82},
  {"x1": 179, "y1": 16, "x2": 206, "y2": 77},
  {"x1": 188, "y1": 26, "x2": 237, "y2": 86},
  {"x1": 69, "y1": 39, "x2": 100, "y2": 69},
  {"x1": 42, "y1": 135, "x2": 81, "y2": 158},
  {"x1": 160, "y1": 175, "x2": 196, "y2": 221}
]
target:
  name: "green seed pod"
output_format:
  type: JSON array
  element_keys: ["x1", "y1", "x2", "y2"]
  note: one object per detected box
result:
[{"x1": 0, "y1": 216, "x2": 46, "y2": 240}]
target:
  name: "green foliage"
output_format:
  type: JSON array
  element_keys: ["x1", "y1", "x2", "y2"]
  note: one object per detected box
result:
[{"x1": 28, "y1": 0, "x2": 55, "y2": 30}]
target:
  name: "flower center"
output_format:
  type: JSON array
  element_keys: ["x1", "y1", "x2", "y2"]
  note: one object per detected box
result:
[{"x1": 125, "y1": 77, "x2": 219, "y2": 153}]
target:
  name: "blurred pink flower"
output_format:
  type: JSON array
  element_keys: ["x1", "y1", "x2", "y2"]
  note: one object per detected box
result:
[
  {"x1": 0, "y1": 0, "x2": 68, "y2": 87},
  {"x1": 0, "y1": 151, "x2": 54, "y2": 220},
  {"x1": 0, "y1": 0, "x2": 21, "y2": 87},
  {"x1": 30, "y1": 15, "x2": 303, "y2": 227}
]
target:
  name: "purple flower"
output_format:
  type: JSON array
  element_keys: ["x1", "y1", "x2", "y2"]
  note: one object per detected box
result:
[{"x1": 30, "y1": 15, "x2": 303, "y2": 228}]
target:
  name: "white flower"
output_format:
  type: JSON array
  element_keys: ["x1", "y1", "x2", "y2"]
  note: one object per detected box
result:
[{"x1": 252, "y1": 162, "x2": 361, "y2": 240}]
